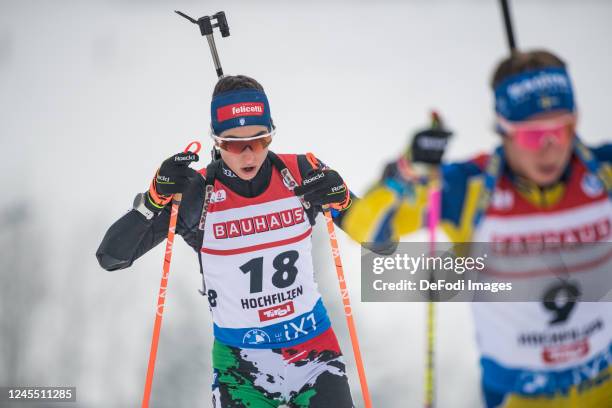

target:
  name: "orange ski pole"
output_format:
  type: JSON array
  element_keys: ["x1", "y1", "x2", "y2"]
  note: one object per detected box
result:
[
  {"x1": 142, "y1": 141, "x2": 201, "y2": 408},
  {"x1": 306, "y1": 153, "x2": 373, "y2": 408},
  {"x1": 322, "y1": 209, "x2": 373, "y2": 408}
]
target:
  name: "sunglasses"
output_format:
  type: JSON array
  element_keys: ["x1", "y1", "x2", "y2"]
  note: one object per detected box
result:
[
  {"x1": 497, "y1": 114, "x2": 576, "y2": 151},
  {"x1": 210, "y1": 129, "x2": 275, "y2": 154}
]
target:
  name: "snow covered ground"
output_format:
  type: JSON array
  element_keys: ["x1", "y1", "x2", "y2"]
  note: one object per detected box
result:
[{"x1": 1, "y1": 0, "x2": 611, "y2": 406}]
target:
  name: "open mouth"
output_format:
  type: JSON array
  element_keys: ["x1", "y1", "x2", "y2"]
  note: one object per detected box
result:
[{"x1": 241, "y1": 166, "x2": 256, "y2": 174}]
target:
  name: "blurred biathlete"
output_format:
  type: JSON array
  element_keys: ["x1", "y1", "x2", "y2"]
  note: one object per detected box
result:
[
  {"x1": 344, "y1": 50, "x2": 612, "y2": 407},
  {"x1": 97, "y1": 75, "x2": 356, "y2": 408}
]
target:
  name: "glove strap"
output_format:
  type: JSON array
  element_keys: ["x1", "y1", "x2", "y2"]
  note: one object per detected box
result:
[{"x1": 148, "y1": 170, "x2": 173, "y2": 208}]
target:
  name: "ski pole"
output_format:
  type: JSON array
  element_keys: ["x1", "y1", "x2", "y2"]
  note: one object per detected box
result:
[
  {"x1": 142, "y1": 141, "x2": 201, "y2": 408},
  {"x1": 305, "y1": 153, "x2": 373, "y2": 408},
  {"x1": 420, "y1": 110, "x2": 447, "y2": 408},
  {"x1": 424, "y1": 170, "x2": 441, "y2": 408}
]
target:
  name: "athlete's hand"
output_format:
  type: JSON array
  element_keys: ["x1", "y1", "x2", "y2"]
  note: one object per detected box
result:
[
  {"x1": 147, "y1": 152, "x2": 199, "y2": 209},
  {"x1": 409, "y1": 127, "x2": 452, "y2": 165},
  {"x1": 386, "y1": 112, "x2": 453, "y2": 184},
  {"x1": 294, "y1": 169, "x2": 350, "y2": 210}
]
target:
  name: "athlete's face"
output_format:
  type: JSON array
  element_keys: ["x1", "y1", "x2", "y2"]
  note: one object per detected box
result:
[
  {"x1": 503, "y1": 111, "x2": 576, "y2": 186},
  {"x1": 218, "y1": 125, "x2": 271, "y2": 180}
]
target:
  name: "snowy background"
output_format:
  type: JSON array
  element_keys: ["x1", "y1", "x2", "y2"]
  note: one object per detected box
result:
[{"x1": 1, "y1": 0, "x2": 611, "y2": 407}]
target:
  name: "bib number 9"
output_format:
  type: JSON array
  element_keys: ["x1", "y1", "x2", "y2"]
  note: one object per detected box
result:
[
  {"x1": 542, "y1": 281, "x2": 581, "y2": 325},
  {"x1": 240, "y1": 250, "x2": 300, "y2": 294}
]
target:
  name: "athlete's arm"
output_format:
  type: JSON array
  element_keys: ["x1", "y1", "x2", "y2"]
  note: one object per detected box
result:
[
  {"x1": 96, "y1": 165, "x2": 205, "y2": 271},
  {"x1": 342, "y1": 117, "x2": 456, "y2": 244},
  {"x1": 342, "y1": 162, "x2": 428, "y2": 244}
]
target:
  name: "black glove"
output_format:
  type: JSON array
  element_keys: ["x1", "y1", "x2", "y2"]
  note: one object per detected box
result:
[
  {"x1": 409, "y1": 128, "x2": 452, "y2": 165},
  {"x1": 294, "y1": 169, "x2": 350, "y2": 209},
  {"x1": 148, "y1": 152, "x2": 199, "y2": 209}
]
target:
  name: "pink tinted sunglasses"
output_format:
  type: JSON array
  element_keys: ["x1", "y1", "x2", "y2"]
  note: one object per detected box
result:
[{"x1": 497, "y1": 114, "x2": 576, "y2": 151}]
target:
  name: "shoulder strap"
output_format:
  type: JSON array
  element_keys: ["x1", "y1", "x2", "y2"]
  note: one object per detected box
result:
[
  {"x1": 268, "y1": 151, "x2": 312, "y2": 210},
  {"x1": 268, "y1": 151, "x2": 296, "y2": 187},
  {"x1": 197, "y1": 160, "x2": 221, "y2": 296},
  {"x1": 198, "y1": 160, "x2": 221, "y2": 231},
  {"x1": 269, "y1": 151, "x2": 321, "y2": 227},
  {"x1": 267, "y1": 150, "x2": 288, "y2": 171}
]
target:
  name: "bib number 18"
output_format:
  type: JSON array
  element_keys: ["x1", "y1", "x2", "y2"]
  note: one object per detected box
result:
[{"x1": 240, "y1": 250, "x2": 300, "y2": 294}]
